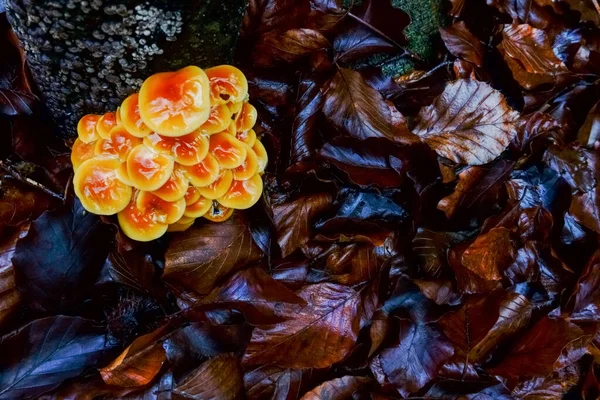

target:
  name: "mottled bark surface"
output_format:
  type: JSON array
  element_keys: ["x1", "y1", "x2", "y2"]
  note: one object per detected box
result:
[{"x1": 6, "y1": 0, "x2": 247, "y2": 136}]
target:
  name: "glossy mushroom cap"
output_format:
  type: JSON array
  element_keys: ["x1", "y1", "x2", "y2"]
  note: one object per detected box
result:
[
  {"x1": 95, "y1": 125, "x2": 142, "y2": 161},
  {"x1": 217, "y1": 174, "x2": 263, "y2": 210},
  {"x1": 205, "y1": 65, "x2": 248, "y2": 105},
  {"x1": 117, "y1": 195, "x2": 169, "y2": 242},
  {"x1": 235, "y1": 102, "x2": 257, "y2": 132},
  {"x1": 96, "y1": 112, "x2": 119, "y2": 139},
  {"x1": 138, "y1": 66, "x2": 211, "y2": 137},
  {"x1": 184, "y1": 195, "x2": 212, "y2": 218},
  {"x1": 184, "y1": 186, "x2": 202, "y2": 206},
  {"x1": 136, "y1": 191, "x2": 186, "y2": 224},
  {"x1": 74, "y1": 157, "x2": 132, "y2": 215},
  {"x1": 236, "y1": 128, "x2": 256, "y2": 148},
  {"x1": 71, "y1": 138, "x2": 96, "y2": 171},
  {"x1": 253, "y1": 139, "x2": 268, "y2": 174},
  {"x1": 209, "y1": 132, "x2": 247, "y2": 169},
  {"x1": 204, "y1": 201, "x2": 234, "y2": 222},
  {"x1": 181, "y1": 153, "x2": 220, "y2": 187},
  {"x1": 152, "y1": 166, "x2": 189, "y2": 202},
  {"x1": 197, "y1": 169, "x2": 233, "y2": 199},
  {"x1": 77, "y1": 114, "x2": 101, "y2": 143},
  {"x1": 144, "y1": 130, "x2": 209, "y2": 166},
  {"x1": 232, "y1": 146, "x2": 259, "y2": 181},
  {"x1": 120, "y1": 93, "x2": 152, "y2": 138},
  {"x1": 127, "y1": 144, "x2": 175, "y2": 191},
  {"x1": 197, "y1": 104, "x2": 232, "y2": 135},
  {"x1": 167, "y1": 218, "x2": 196, "y2": 232}
]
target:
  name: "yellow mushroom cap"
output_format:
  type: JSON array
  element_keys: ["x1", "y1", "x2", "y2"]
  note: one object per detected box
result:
[
  {"x1": 197, "y1": 104, "x2": 232, "y2": 135},
  {"x1": 120, "y1": 93, "x2": 153, "y2": 138},
  {"x1": 236, "y1": 128, "x2": 256, "y2": 148},
  {"x1": 176, "y1": 215, "x2": 196, "y2": 225},
  {"x1": 217, "y1": 174, "x2": 263, "y2": 210},
  {"x1": 232, "y1": 146, "x2": 259, "y2": 181},
  {"x1": 253, "y1": 139, "x2": 268, "y2": 174},
  {"x1": 117, "y1": 195, "x2": 169, "y2": 242},
  {"x1": 127, "y1": 144, "x2": 175, "y2": 191},
  {"x1": 184, "y1": 195, "x2": 213, "y2": 218},
  {"x1": 181, "y1": 153, "x2": 220, "y2": 187},
  {"x1": 96, "y1": 112, "x2": 119, "y2": 139},
  {"x1": 152, "y1": 166, "x2": 189, "y2": 202},
  {"x1": 228, "y1": 101, "x2": 244, "y2": 116},
  {"x1": 77, "y1": 114, "x2": 101, "y2": 143},
  {"x1": 208, "y1": 132, "x2": 247, "y2": 169},
  {"x1": 136, "y1": 191, "x2": 186, "y2": 224},
  {"x1": 197, "y1": 169, "x2": 233, "y2": 200},
  {"x1": 235, "y1": 102, "x2": 257, "y2": 132},
  {"x1": 184, "y1": 186, "x2": 202, "y2": 206},
  {"x1": 71, "y1": 138, "x2": 96, "y2": 171},
  {"x1": 205, "y1": 65, "x2": 248, "y2": 105},
  {"x1": 144, "y1": 130, "x2": 209, "y2": 166},
  {"x1": 167, "y1": 218, "x2": 196, "y2": 232},
  {"x1": 74, "y1": 157, "x2": 132, "y2": 215},
  {"x1": 115, "y1": 162, "x2": 133, "y2": 186},
  {"x1": 138, "y1": 66, "x2": 211, "y2": 137},
  {"x1": 204, "y1": 201, "x2": 234, "y2": 223},
  {"x1": 94, "y1": 125, "x2": 142, "y2": 161}
]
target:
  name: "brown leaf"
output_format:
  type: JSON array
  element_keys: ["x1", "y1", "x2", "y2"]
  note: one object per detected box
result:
[
  {"x1": 0, "y1": 177, "x2": 52, "y2": 227},
  {"x1": 244, "y1": 366, "x2": 307, "y2": 400},
  {"x1": 412, "y1": 79, "x2": 518, "y2": 165},
  {"x1": 272, "y1": 192, "x2": 332, "y2": 257},
  {"x1": 543, "y1": 144, "x2": 597, "y2": 193},
  {"x1": 290, "y1": 78, "x2": 324, "y2": 167},
  {"x1": 440, "y1": 22, "x2": 485, "y2": 67},
  {"x1": 564, "y1": 251, "x2": 600, "y2": 323},
  {"x1": 300, "y1": 376, "x2": 373, "y2": 400},
  {"x1": 256, "y1": 28, "x2": 330, "y2": 66},
  {"x1": 163, "y1": 214, "x2": 263, "y2": 295},
  {"x1": 0, "y1": 225, "x2": 27, "y2": 328},
  {"x1": 569, "y1": 185, "x2": 600, "y2": 234},
  {"x1": 172, "y1": 353, "x2": 244, "y2": 400},
  {"x1": 577, "y1": 99, "x2": 600, "y2": 148},
  {"x1": 378, "y1": 320, "x2": 454, "y2": 397},
  {"x1": 438, "y1": 166, "x2": 487, "y2": 218},
  {"x1": 511, "y1": 365, "x2": 581, "y2": 399},
  {"x1": 242, "y1": 283, "x2": 362, "y2": 368},
  {"x1": 323, "y1": 68, "x2": 417, "y2": 144},
  {"x1": 562, "y1": 0, "x2": 600, "y2": 26},
  {"x1": 462, "y1": 227, "x2": 517, "y2": 281},
  {"x1": 100, "y1": 325, "x2": 169, "y2": 387}
]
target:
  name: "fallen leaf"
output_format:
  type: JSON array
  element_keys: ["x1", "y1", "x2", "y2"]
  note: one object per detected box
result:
[
  {"x1": 543, "y1": 144, "x2": 597, "y2": 193},
  {"x1": 300, "y1": 376, "x2": 373, "y2": 399},
  {"x1": 0, "y1": 225, "x2": 27, "y2": 328},
  {"x1": 0, "y1": 177, "x2": 52, "y2": 227},
  {"x1": 244, "y1": 366, "x2": 307, "y2": 400},
  {"x1": 290, "y1": 78, "x2": 324, "y2": 167},
  {"x1": 412, "y1": 79, "x2": 518, "y2": 165},
  {"x1": 462, "y1": 227, "x2": 517, "y2": 281},
  {"x1": 577, "y1": 99, "x2": 600, "y2": 148},
  {"x1": 440, "y1": 21, "x2": 485, "y2": 66}
]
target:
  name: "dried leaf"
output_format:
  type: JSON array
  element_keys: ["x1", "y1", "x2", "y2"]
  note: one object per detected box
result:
[
  {"x1": 543, "y1": 144, "x2": 597, "y2": 193},
  {"x1": 577, "y1": 99, "x2": 600, "y2": 148},
  {"x1": 462, "y1": 228, "x2": 517, "y2": 281},
  {"x1": 244, "y1": 366, "x2": 307, "y2": 400},
  {"x1": 0, "y1": 225, "x2": 27, "y2": 328},
  {"x1": 290, "y1": 78, "x2": 324, "y2": 166},
  {"x1": 440, "y1": 22, "x2": 485, "y2": 67},
  {"x1": 413, "y1": 79, "x2": 518, "y2": 165},
  {"x1": 0, "y1": 177, "x2": 53, "y2": 226},
  {"x1": 300, "y1": 376, "x2": 373, "y2": 400}
]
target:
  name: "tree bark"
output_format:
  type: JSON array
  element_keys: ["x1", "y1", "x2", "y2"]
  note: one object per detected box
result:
[{"x1": 5, "y1": 0, "x2": 247, "y2": 136}]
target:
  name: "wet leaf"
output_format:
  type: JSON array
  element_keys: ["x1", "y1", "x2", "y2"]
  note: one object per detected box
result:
[
  {"x1": 577, "y1": 99, "x2": 600, "y2": 148},
  {"x1": 0, "y1": 177, "x2": 53, "y2": 227},
  {"x1": 440, "y1": 21, "x2": 485, "y2": 67},
  {"x1": 244, "y1": 366, "x2": 307, "y2": 400},
  {"x1": 0, "y1": 225, "x2": 27, "y2": 328},
  {"x1": 543, "y1": 144, "x2": 597, "y2": 193},
  {"x1": 300, "y1": 376, "x2": 373, "y2": 399},
  {"x1": 462, "y1": 228, "x2": 517, "y2": 281},
  {"x1": 413, "y1": 79, "x2": 518, "y2": 165},
  {"x1": 290, "y1": 78, "x2": 324, "y2": 166}
]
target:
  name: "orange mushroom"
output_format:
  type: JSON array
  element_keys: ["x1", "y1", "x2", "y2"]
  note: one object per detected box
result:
[
  {"x1": 235, "y1": 102, "x2": 257, "y2": 132},
  {"x1": 96, "y1": 112, "x2": 119, "y2": 139},
  {"x1": 127, "y1": 144, "x2": 175, "y2": 191},
  {"x1": 253, "y1": 139, "x2": 268, "y2": 174},
  {"x1": 232, "y1": 146, "x2": 259, "y2": 181},
  {"x1": 74, "y1": 157, "x2": 132, "y2": 215},
  {"x1": 136, "y1": 191, "x2": 186, "y2": 224},
  {"x1": 197, "y1": 169, "x2": 233, "y2": 199},
  {"x1": 175, "y1": 215, "x2": 196, "y2": 225},
  {"x1": 208, "y1": 132, "x2": 247, "y2": 169},
  {"x1": 94, "y1": 125, "x2": 142, "y2": 161},
  {"x1": 71, "y1": 138, "x2": 96, "y2": 171},
  {"x1": 205, "y1": 65, "x2": 248, "y2": 105},
  {"x1": 181, "y1": 153, "x2": 220, "y2": 187},
  {"x1": 117, "y1": 195, "x2": 169, "y2": 242},
  {"x1": 77, "y1": 114, "x2": 101, "y2": 143},
  {"x1": 197, "y1": 104, "x2": 232, "y2": 135},
  {"x1": 138, "y1": 66, "x2": 211, "y2": 137},
  {"x1": 184, "y1": 195, "x2": 212, "y2": 218},
  {"x1": 152, "y1": 166, "x2": 189, "y2": 202},
  {"x1": 184, "y1": 186, "x2": 202, "y2": 206},
  {"x1": 228, "y1": 101, "x2": 244, "y2": 117},
  {"x1": 120, "y1": 93, "x2": 152, "y2": 138},
  {"x1": 116, "y1": 162, "x2": 132, "y2": 186},
  {"x1": 203, "y1": 201, "x2": 234, "y2": 222},
  {"x1": 167, "y1": 218, "x2": 196, "y2": 232},
  {"x1": 217, "y1": 174, "x2": 263, "y2": 210},
  {"x1": 236, "y1": 128, "x2": 256, "y2": 148},
  {"x1": 144, "y1": 130, "x2": 209, "y2": 166}
]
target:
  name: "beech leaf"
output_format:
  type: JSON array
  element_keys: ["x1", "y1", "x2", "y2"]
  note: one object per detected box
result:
[
  {"x1": 0, "y1": 225, "x2": 27, "y2": 328},
  {"x1": 440, "y1": 21, "x2": 485, "y2": 67},
  {"x1": 461, "y1": 227, "x2": 517, "y2": 281},
  {"x1": 300, "y1": 376, "x2": 373, "y2": 400}
]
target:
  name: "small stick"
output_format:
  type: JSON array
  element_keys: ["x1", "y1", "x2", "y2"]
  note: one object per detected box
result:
[{"x1": 0, "y1": 160, "x2": 64, "y2": 201}]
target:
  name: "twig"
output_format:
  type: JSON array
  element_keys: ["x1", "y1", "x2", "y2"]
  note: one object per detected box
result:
[{"x1": 0, "y1": 160, "x2": 64, "y2": 201}]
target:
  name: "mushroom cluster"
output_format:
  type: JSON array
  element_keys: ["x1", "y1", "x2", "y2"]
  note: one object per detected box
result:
[{"x1": 71, "y1": 65, "x2": 267, "y2": 241}]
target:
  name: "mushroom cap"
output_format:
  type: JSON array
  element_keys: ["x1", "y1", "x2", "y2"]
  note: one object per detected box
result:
[
  {"x1": 176, "y1": 215, "x2": 196, "y2": 225},
  {"x1": 184, "y1": 195, "x2": 213, "y2": 218},
  {"x1": 94, "y1": 125, "x2": 142, "y2": 161},
  {"x1": 120, "y1": 93, "x2": 152, "y2": 138},
  {"x1": 236, "y1": 128, "x2": 256, "y2": 148},
  {"x1": 253, "y1": 139, "x2": 268, "y2": 173},
  {"x1": 96, "y1": 112, "x2": 119, "y2": 139},
  {"x1": 197, "y1": 104, "x2": 232, "y2": 135},
  {"x1": 71, "y1": 138, "x2": 96, "y2": 171},
  {"x1": 217, "y1": 173, "x2": 263, "y2": 210},
  {"x1": 197, "y1": 169, "x2": 233, "y2": 200},
  {"x1": 167, "y1": 218, "x2": 196, "y2": 232},
  {"x1": 184, "y1": 186, "x2": 202, "y2": 206},
  {"x1": 228, "y1": 101, "x2": 244, "y2": 116},
  {"x1": 205, "y1": 65, "x2": 248, "y2": 105},
  {"x1": 117, "y1": 195, "x2": 169, "y2": 242},
  {"x1": 232, "y1": 146, "x2": 259, "y2": 181},
  {"x1": 136, "y1": 191, "x2": 186, "y2": 224},
  {"x1": 144, "y1": 130, "x2": 209, "y2": 166},
  {"x1": 127, "y1": 144, "x2": 175, "y2": 191},
  {"x1": 204, "y1": 201, "x2": 234, "y2": 223},
  {"x1": 138, "y1": 66, "x2": 211, "y2": 137},
  {"x1": 74, "y1": 157, "x2": 132, "y2": 215},
  {"x1": 235, "y1": 102, "x2": 257, "y2": 132},
  {"x1": 152, "y1": 166, "x2": 189, "y2": 202},
  {"x1": 209, "y1": 132, "x2": 247, "y2": 169},
  {"x1": 181, "y1": 153, "x2": 220, "y2": 187},
  {"x1": 115, "y1": 162, "x2": 133, "y2": 186},
  {"x1": 77, "y1": 114, "x2": 101, "y2": 143}
]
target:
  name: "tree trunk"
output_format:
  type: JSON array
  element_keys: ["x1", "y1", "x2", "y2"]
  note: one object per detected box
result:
[{"x1": 5, "y1": 0, "x2": 247, "y2": 136}]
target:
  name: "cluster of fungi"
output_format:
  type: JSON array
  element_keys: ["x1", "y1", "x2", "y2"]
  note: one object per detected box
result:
[{"x1": 71, "y1": 65, "x2": 267, "y2": 241}]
